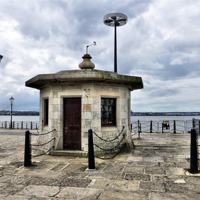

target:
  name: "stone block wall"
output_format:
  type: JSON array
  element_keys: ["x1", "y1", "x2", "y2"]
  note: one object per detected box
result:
[{"x1": 39, "y1": 82, "x2": 131, "y2": 152}]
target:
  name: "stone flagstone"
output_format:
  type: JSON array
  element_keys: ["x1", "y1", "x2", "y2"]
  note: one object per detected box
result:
[
  {"x1": 0, "y1": 131, "x2": 200, "y2": 199},
  {"x1": 16, "y1": 185, "x2": 60, "y2": 197},
  {"x1": 56, "y1": 187, "x2": 101, "y2": 199}
]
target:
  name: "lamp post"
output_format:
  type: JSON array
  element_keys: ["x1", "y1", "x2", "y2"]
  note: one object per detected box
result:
[
  {"x1": 9, "y1": 96, "x2": 14, "y2": 129},
  {"x1": 103, "y1": 13, "x2": 128, "y2": 73}
]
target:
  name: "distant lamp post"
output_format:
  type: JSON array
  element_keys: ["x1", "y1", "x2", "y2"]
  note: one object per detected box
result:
[
  {"x1": 103, "y1": 13, "x2": 128, "y2": 73},
  {"x1": 0, "y1": 55, "x2": 3, "y2": 62},
  {"x1": 9, "y1": 96, "x2": 14, "y2": 129}
]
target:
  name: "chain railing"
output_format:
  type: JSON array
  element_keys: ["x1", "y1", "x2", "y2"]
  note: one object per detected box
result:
[
  {"x1": 87, "y1": 127, "x2": 126, "y2": 169},
  {"x1": 92, "y1": 126, "x2": 125, "y2": 160},
  {"x1": 131, "y1": 119, "x2": 195, "y2": 134},
  {"x1": 24, "y1": 129, "x2": 56, "y2": 167}
]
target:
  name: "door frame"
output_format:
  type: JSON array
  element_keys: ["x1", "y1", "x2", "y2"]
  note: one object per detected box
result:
[{"x1": 63, "y1": 97, "x2": 82, "y2": 150}]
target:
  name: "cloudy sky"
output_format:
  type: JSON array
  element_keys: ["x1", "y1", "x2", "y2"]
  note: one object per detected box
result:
[{"x1": 0, "y1": 0, "x2": 200, "y2": 112}]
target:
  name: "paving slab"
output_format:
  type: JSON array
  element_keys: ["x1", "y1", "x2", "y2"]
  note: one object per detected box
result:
[
  {"x1": 123, "y1": 166, "x2": 144, "y2": 174},
  {"x1": 150, "y1": 192, "x2": 200, "y2": 200},
  {"x1": 165, "y1": 167, "x2": 185, "y2": 175},
  {"x1": 124, "y1": 173, "x2": 151, "y2": 181},
  {"x1": 165, "y1": 181, "x2": 199, "y2": 193},
  {"x1": 143, "y1": 156, "x2": 164, "y2": 162},
  {"x1": 139, "y1": 181, "x2": 165, "y2": 192},
  {"x1": 144, "y1": 166, "x2": 165, "y2": 175},
  {"x1": 55, "y1": 187, "x2": 101, "y2": 199},
  {"x1": 152, "y1": 175, "x2": 185, "y2": 182},
  {"x1": 0, "y1": 195, "x2": 33, "y2": 200},
  {"x1": 0, "y1": 131, "x2": 199, "y2": 199},
  {"x1": 126, "y1": 156, "x2": 143, "y2": 162},
  {"x1": 98, "y1": 190, "x2": 148, "y2": 200},
  {"x1": 16, "y1": 185, "x2": 60, "y2": 197}
]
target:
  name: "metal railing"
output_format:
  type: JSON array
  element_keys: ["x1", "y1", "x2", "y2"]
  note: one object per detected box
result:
[
  {"x1": 0, "y1": 121, "x2": 39, "y2": 129},
  {"x1": 130, "y1": 119, "x2": 194, "y2": 134}
]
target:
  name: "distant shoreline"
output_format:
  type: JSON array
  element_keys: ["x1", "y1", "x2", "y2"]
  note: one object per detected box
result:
[
  {"x1": 132, "y1": 112, "x2": 200, "y2": 116},
  {"x1": 0, "y1": 111, "x2": 39, "y2": 116},
  {"x1": 1, "y1": 111, "x2": 200, "y2": 117},
  {"x1": 0, "y1": 114, "x2": 39, "y2": 116}
]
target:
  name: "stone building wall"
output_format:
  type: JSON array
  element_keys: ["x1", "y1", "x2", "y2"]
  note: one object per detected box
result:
[{"x1": 39, "y1": 82, "x2": 131, "y2": 152}]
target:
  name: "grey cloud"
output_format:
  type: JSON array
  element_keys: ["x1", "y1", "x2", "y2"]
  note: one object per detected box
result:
[
  {"x1": 0, "y1": 0, "x2": 200, "y2": 112},
  {"x1": 149, "y1": 88, "x2": 179, "y2": 98}
]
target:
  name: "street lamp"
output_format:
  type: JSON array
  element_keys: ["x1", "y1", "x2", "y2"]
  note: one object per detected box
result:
[
  {"x1": 9, "y1": 96, "x2": 14, "y2": 129},
  {"x1": 104, "y1": 13, "x2": 128, "y2": 73}
]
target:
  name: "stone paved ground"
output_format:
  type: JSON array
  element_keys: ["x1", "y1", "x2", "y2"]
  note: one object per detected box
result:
[{"x1": 0, "y1": 130, "x2": 199, "y2": 199}]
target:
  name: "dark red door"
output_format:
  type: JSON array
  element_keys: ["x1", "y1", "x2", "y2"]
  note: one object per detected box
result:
[{"x1": 63, "y1": 98, "x2": 81, "y2": 150}]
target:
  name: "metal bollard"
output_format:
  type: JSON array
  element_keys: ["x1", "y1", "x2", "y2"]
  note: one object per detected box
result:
[
  {"x1": 190, "y1": 129, "x2": 198, "y2": 173},
  {"x1": 138, "y1": 123, "x2": 141, "y2": 138},
  {"x1": 150, "y1": 120, "x2": 152, "y2": 133},
  {"x1": 192, "y1": 118, "x2": 195, "y2": 129},
  {"x1": 88, "y1": 129, "x2": 95, "y2": 169},
  {"x1": 137, "y1": 120, "x2": 140, "y2": 133},
  {"x1": 173, "y1": 120, "x2": 176, "y2": 134},
  {"x1": 24, "y1": 130, "x2": 32, "y2": 167}
]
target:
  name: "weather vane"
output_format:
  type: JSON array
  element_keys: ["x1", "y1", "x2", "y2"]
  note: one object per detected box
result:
[{"x1": 86, "y1": 41, "x2": 97, "y2": 54}]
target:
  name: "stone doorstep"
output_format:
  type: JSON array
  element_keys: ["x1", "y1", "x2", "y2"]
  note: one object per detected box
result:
[
  {"x1": 51, "y1": 150, "x2": 115, "y2": 158},
  {"x1": 51, "y1": 150, "x2": 88, "y2": 157}
]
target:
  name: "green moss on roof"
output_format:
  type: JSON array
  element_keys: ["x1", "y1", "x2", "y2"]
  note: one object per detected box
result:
[{"x1": 26, "y1": 69, "x2": 143, "y2": 91}]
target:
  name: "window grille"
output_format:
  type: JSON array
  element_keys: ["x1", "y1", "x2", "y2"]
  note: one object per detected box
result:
[{"x1": 101, "y1": 98, "x2": 116, "y2": 126}]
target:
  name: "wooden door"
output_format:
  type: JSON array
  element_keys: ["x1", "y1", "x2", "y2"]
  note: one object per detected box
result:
[{"x1": 63, "y1": 98, "x2": 81, "y2": 150}]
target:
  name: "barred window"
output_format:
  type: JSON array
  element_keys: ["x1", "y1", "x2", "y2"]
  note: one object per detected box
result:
[{"x1": 101, "y1": 98, "x2": 116, "y2": 126}]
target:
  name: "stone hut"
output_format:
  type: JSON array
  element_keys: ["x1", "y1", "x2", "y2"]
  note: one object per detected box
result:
[{"x1": 25, "y1": 54, "x2": 143, "y2": 155}]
